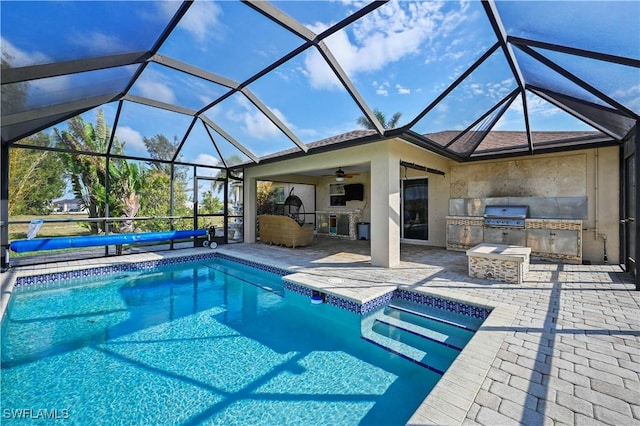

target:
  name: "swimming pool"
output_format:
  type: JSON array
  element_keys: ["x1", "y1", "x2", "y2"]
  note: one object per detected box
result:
[{"x1": 1, "y1": 256, "x2": 486, "y2": 425}]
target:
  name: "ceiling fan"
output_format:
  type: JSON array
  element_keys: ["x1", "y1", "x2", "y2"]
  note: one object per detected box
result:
[{"x1": 329, "y1": 167, "x2": 359, "y2": 182}]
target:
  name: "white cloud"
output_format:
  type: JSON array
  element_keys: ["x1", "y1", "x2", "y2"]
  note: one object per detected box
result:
[
  {"x1": 522, "y1": 95, "x2": 560, "y2": 118},
  {"x1": 148, "y1": 2, "x2": 181, "y2": 21},
  {"x1": 462, "y1": 78, "x2": 514, "y2": 101},
  {"x1": 469, "y1": 83, "x2": 484, "y2": 95},
  {"x1": 28, "y1": 75, "x2": 71, "y2": 101},
  {"x1": 338, "y1": 0, "x2": 370, "y2": 8},
  {"x1": 396, "y1": 84, "x2": 410, "y2": 95},
  {"x1": 302, "y1": 1, "x2": 469, "y2": 90},
  {"x1": 243, "y1": 109, "x2": 282, "y2": 139},
  {"x1": 1, "y1": 37, "x2": 50, "y2": 67},
  {"x1": 614, "y1": 83, "x2": 640, "y2": 110},
  {"x1": 198, "y1": 94, "x2": 214, "y2": 107},
  {"x1": 136, "y1": 79, "x2": 176, "y2": 105},
  {"x1": 70, "y1": 32, "x2": 128, "y2": 56},
  {"x1": 225, "y1": 96, "x2": 287, "y2": 140},
  {"x1": 115, "y1": 126, "x2": 145, "y2": 152},
  {"x1": 176, "y1": 1, "x2": 222, "y2": 43},
  {"x1": 192, "y1": 153, "x2": 220, "y2": 168},
  {"x1": 375, "y1": 81, "x2": 390, "y2": 96}
]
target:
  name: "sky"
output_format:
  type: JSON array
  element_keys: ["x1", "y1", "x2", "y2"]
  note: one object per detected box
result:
[{"x1": 1, "y1": 0, "x2": 639, "y2": 169}]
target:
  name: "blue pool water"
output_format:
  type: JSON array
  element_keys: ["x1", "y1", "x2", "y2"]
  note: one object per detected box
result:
[{"x1": 1, "y1": 258, "x2": 476, "y2": 425}]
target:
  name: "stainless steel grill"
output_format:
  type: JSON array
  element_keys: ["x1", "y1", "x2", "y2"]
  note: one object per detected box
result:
[{"x1": 484, "y1": 205, "x2": 528, "y2": 228}]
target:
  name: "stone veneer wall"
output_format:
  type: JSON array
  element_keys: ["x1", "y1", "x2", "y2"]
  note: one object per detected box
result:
[
  {"x1": 448, "y1": 148, "x2": 619, "y2": 264},
  {"x1": 468, "y1": 255, "x2": 529, "y2": 284}
]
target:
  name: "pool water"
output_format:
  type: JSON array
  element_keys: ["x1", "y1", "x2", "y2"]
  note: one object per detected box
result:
[{"x1": 1, "y1": 259, "x2": 469, "y2": 425}]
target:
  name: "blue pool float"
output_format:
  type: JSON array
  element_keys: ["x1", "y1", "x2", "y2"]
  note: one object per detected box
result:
[{"x1": 9, "y1": 229, "x2": 207, "y2": 253}]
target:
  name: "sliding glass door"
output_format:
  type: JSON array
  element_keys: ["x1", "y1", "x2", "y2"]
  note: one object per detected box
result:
[{"x1": 402, "y1": 178, "x2": 428, "y2": 241}]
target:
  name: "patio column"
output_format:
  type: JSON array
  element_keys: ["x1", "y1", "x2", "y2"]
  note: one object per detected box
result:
[
  {"x1": 370, "y1": 149, "x2": 401, "y2": 267},
  {"x1": 244, "y1": 177, "x2": 257, "y2": 243}
]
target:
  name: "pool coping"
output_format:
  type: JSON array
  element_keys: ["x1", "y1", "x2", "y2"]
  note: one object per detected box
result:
[
  {"x1": 406, "y1": 288, "x2": 519, "y2": 425},
  {"x1": 0, "y1": 248, "x2": 518, "y2": 425}
]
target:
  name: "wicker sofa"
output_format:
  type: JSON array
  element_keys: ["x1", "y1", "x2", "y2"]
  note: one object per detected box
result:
[{"x1": 258, "y1": 214, "x2": 314, "y2": 248}]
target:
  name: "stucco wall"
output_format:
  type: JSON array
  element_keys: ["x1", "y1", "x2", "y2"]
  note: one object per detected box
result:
[
  {"x1": 315, "y1": 173, "x2": 370, "y2": 217},
  {"x1": 390, "y1": 141, "x2": 452, "y2": 247},
  {"x1": 448, "y1": 147, "x2": 619, "y2": 264},
  {"x1": 243, "y1": 142, "x2": 619, "y2": 265}
]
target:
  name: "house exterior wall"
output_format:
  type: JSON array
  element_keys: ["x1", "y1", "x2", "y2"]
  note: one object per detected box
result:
[
  {"x1": 390, "y1": 141, "x2": 453, "y2": 247},
  {"x1": 244, "y1": 141, "x2": 619, "y2": 266},
  {"x1": 315, "y1": 172, "x2": 370, "y2": 218},
  {"x1": 448, "y1": 147, "x2": 619, "y2": 264}
]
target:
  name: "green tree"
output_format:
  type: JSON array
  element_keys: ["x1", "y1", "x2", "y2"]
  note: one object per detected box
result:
[
  {"x1": 200, "y1": 190, "x2": 223, "y2": 214},
  {"x1": 1, "y1": 54, "x2": 28, "y2": 115},
  {"x1": 54, "y1": 110, "x2": 131, "y2": 233},
  {"x1": 137, "y1": 170, "x2": 171, "y2": 232},
  {"x1": 109, "y1": 159, "x2": 143, "y2": 233},
  {"x1": 137, "y1": 135, "x2": 190, "y2": 231},
  {"x1": 8, "y1": 133, "x2": 66, "y2": 215},
  {"x1": 357, "y1": 108, "x2": 402, "y2": 130},
  {"x1": 256, "y1": 181, "x2": 279, "y2": 215},
  {"x1": 143, "y1": 134, "x2": 177, "y2": 174}
]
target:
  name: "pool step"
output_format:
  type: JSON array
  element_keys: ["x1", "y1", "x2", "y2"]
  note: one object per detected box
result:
[
  {"x1": 374, "y1": 315, "x2": 464, "y2": 351},
  {"x1": 361, "y1": 328, "x2": 445, "y2": 374},
  {"x1": 383, "y1": 304, "x2": 475, "y2": 349},
  {"x1": 362, "y1": 304, "x2": 474, "y2": 373}
]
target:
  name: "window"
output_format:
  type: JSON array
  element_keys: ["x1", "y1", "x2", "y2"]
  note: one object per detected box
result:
[{"x1": 329, "y1": 183, "x2": 346, "y2": 206}]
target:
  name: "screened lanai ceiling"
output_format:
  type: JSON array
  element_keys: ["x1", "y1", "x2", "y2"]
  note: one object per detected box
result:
[{"x1": 1, "y1": 0, "x2": 639, "y2": 168}]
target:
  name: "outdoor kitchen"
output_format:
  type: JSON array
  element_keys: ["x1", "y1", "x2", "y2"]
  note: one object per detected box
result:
[{"x1": 446, "y1": 197, "x2": 585, "y2": 264}]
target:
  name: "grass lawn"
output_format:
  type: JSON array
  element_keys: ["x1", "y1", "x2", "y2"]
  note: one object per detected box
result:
[{"x1": 8, "y1": 214, "x2": 92, "y2": 240}]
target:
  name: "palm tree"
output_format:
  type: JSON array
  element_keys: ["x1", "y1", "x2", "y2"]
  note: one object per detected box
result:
[
  {"x1": 357, "y1": 108, "x2": 402, "y2": 130},
  {"x1": 55, "y1": 110, "x2": 142, "y2": 234},
  {"x1": 55, "y1": 111, "x2": 112, "y2": 233}
]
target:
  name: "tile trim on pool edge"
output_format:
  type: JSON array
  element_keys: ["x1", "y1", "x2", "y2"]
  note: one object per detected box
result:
[
  {"x1": 214, "y1": 252, "x2": 290, "y2": 277},
  {"x1": 394, "y1": 288, "x2": 491, "y2": 320},
  {"x1": 282, "y1": 277, "x2": 492, "y2": 319},
  {"x1": 12, "y1": 252, "x2": 292, "y2": 290},
  {"x1": 13, "y1": 252, "x2": 220, "y2": 288}
]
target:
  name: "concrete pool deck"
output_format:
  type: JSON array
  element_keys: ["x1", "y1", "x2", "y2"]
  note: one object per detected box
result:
[{"x1": 2, "y1": 239, "x2": 639, "y2": 425}]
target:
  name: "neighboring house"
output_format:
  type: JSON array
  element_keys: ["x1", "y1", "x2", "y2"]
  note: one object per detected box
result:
[{"x1": 52, "y1": 198, "x2": 85, "y2": 213}]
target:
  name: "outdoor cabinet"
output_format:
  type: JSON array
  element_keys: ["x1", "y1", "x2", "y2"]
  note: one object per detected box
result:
[
  {"x1": 483, "y1": 228, "x2": 527, "y2": 246},
  {"x1": 315, "y1": 211, "x2": 362, "y2": 240},
  {"x1": 336, "y1": 214, "x2": 350, "y2": 236},
  {"x1": 447, "y1": 223, "x2": 483, "y2": 248},
  {"x1": 527, "y1": 228, "x2": 579, "y2": 257},
  {"x1": 316, "y1": 213, "x2": 330, "y2": 234}
]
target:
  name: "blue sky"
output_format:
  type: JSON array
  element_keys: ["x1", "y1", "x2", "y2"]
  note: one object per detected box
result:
[{"x1": 2, "y1": 0, "x2": 639, "y2": 168}]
